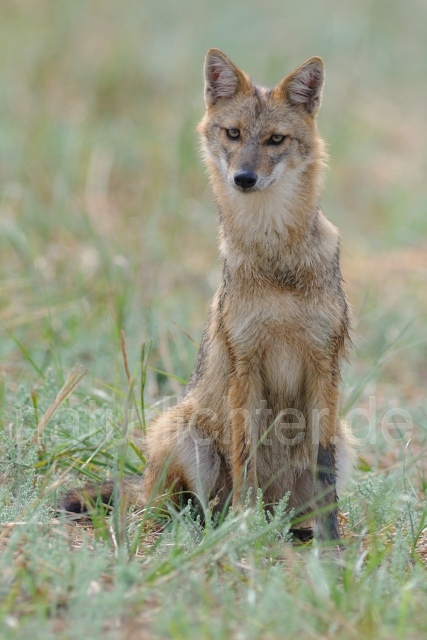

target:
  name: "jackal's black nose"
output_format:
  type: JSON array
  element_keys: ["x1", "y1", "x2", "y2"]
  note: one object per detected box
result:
[{"x1": 234, "y1": 170, "x2": 258, "y2": 190}]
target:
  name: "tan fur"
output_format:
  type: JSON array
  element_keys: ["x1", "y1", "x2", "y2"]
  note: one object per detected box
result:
[{"x1": 61, "y1": 50, "x2": 355, "y2": 540}]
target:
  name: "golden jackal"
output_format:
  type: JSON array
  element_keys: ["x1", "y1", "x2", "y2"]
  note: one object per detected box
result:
[{"x1": 62, "y1": 49, "x2": 355, "y2": 540}]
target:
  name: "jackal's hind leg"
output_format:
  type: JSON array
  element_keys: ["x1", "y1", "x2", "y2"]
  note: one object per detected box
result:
[{"x1": 144, "y1": 404, "x2": 230, "y2": 514}]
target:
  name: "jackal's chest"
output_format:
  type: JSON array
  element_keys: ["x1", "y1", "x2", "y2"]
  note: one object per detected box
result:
[
  {"x1": 224, "y1": 287, "x2": 335, "y2": 401},
  {"x1": 225, "y1": 286, "x2": 331, "y2": 347}
]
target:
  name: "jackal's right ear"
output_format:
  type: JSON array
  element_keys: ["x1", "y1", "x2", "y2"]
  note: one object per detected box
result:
[{"x1": 204, "y1": 49, "x2": 251, "y2": 108}]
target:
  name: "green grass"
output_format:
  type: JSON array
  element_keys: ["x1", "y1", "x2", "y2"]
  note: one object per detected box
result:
[{"x1": 1, "y1": 0, "x2": 427, "y2": 638}]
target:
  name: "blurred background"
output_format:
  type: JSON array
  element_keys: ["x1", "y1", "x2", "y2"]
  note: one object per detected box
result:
[{"x1": 0, "y1": 0, "x2": 426, "y2": 463}]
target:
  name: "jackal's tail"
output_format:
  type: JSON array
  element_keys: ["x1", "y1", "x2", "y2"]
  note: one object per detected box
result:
[{"x1": 59, "y1": 476, "x2": 146, "y2": 515}]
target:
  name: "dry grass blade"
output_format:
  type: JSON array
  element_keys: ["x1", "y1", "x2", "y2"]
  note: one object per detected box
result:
[
  {"x1": 31, "y1": 364, "x2": 87, "y2": 445},
  {"x1": 120, "y1": 330, "x2": 132, "y2": 382},
  {"x1": 121, "y1": 329, "x2": 142, "y2": 429}
]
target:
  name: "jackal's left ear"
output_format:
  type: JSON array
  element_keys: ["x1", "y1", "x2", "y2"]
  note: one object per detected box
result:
[
  {"x1": 204, "y1": 49, "x2": 251, "y2": 108},
  {"x1": 279, "y1": 57, "x2": 324, "y2": 116}
]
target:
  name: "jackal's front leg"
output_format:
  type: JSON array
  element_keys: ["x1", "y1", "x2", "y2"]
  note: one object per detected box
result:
[
  {"x1": 315, "y1": 442, "x2": 340, "y2": 540},
  {"x1": 228, "y1": 364, "x2": 263, "y2": 509},
  {"x1": 310, "y1": 374, "x2": 341, "y2": 541}
]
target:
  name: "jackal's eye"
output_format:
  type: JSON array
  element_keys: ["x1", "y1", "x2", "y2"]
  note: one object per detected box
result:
[
  {"x1": 268, "y1": 134, "x2": 286, "y2": 145},
  {"x1": 226, "y1": 128, "x2": 240, "y2": 140}
]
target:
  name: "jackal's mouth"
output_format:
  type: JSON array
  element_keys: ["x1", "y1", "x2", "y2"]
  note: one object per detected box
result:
[
  {"x1": 232, "y1": 182, "x2": 259, "y2": 193},
  {"x1": 230, "y1": 177, "x2": 273, "y2": 193}
]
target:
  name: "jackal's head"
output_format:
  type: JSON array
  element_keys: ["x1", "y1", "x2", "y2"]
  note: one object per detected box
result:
[{"x1": 198, "y1": 49, "x2": 325, "y2": 196}]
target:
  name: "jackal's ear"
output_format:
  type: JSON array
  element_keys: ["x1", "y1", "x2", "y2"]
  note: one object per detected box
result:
[
  {"x1": 279, "y1": 57, "x2": 324, "y2": 116},
  {"x1": 204, "y1": 49, "x2": 251, "y2": 108}
]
